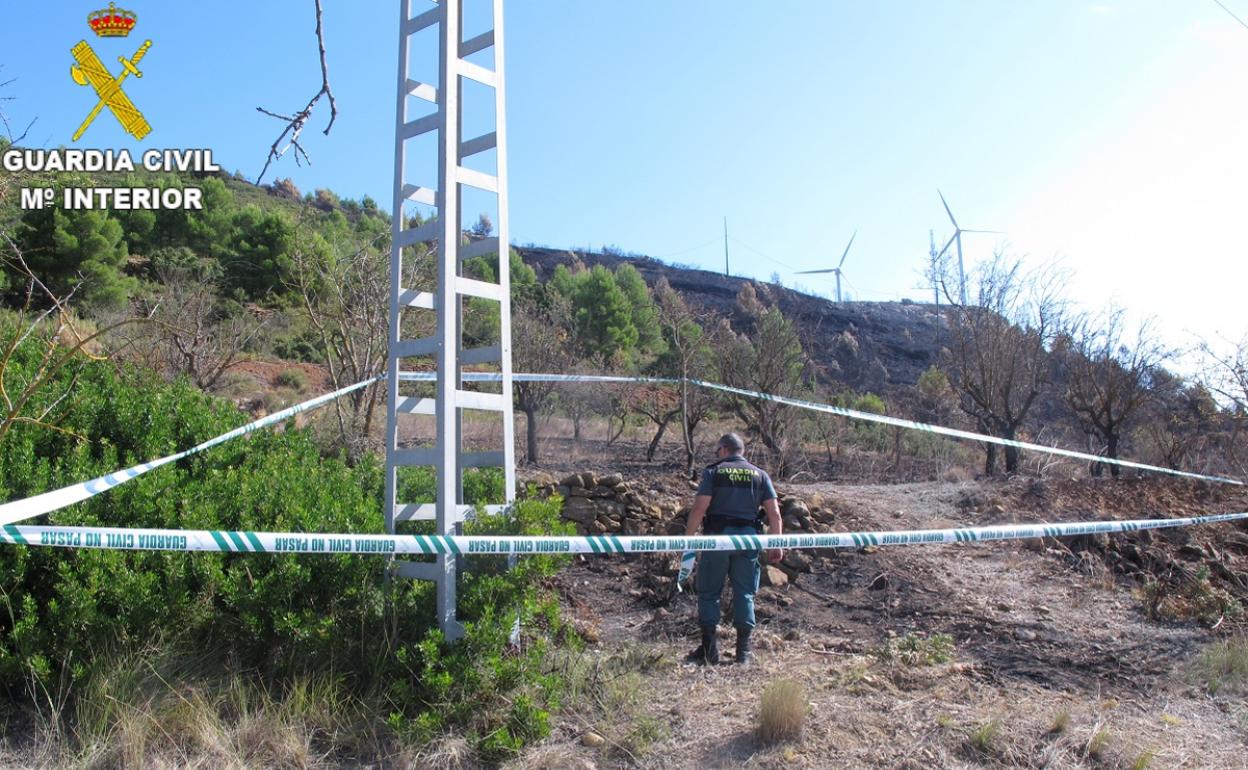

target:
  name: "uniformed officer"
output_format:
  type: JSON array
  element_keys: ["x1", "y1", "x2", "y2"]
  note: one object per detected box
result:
[{"x1": 684, "y1": 433, "x2": 782, "y2": 665}]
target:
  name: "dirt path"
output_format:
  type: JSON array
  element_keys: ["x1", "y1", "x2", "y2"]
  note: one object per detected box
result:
[{"x1": 520, "y1": 479, "x2": 1248, "y2": 769}]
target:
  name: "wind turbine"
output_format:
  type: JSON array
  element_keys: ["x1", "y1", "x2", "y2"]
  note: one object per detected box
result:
[
  {"x1": 796, "y1": 230, "x2": 857, "y2": 303},
  {"x1": 936, "y1": 190, "x2": 1003, "y2": 305}
]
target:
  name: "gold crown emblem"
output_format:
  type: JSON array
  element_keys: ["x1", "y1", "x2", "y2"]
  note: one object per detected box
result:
[{"x1": 88, "y1": 3, "x2": 137, "y2": 37}]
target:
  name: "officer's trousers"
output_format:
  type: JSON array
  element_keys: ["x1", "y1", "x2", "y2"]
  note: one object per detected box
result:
[{"x1": 696, "y1": 523, "x2": 761, "y2": 629}]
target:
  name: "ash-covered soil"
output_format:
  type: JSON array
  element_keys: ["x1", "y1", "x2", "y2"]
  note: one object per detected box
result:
[{"x1": 519, "y1": 476, "x2": 1248, "y2": 769}]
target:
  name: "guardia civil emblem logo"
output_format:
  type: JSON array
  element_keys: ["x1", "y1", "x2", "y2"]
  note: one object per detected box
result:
[{"x1": 70, "y1": 3, "x2": 153, "y2": 142}]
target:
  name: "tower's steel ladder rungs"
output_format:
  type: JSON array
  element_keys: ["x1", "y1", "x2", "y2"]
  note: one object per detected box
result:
[
  {"x1": 400, "y1": 184, "x2": 437, "y2": 206},
  {"x1": 458, "y1": 276, "x2": 503, "y2": 302},
  {"x1": 460, "y1": 236, "x2": 499, "y2": 261},
  {"x1": 396, "y1": 288, "x2": 436, "y2": 309},
  {"x1": 459, "y1": 30, "x2": 494, "y2": 58},
  {"x1": 460, "y1": 131, "x2": 496, "y2": 159},
  {"x1": 396, "y1": 220, "x2": 438, "y2": 249},
  {"x1": 403, "y1": 5, "x2": 442, "y2": 36},
  {"x1": 404, "y1": 78, "x2": 438, "y2": 103}
]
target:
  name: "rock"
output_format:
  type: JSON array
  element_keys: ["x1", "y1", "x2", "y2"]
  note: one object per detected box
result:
[
  {"x1": 562, "y1": 498, "x2": 599, "y2": 525},
  {"x1": 599, "y1": 473, "x2": 624, "y2": 487},
  {"x1": 581, "y1": 732, "x2": 606, "y2": 748},
  {"x1": 783, "y1": 629, "x2": 801, "y2": 642},
  {"x1": 579, "y1": 472, "x2": 597, "y2": 489},
  {"x1": 556, "y1": 485, "x2": 571, "y2": 498},
  {"x1": 782, "y1": 498, "x2": 810, "y2": 517},
  {"x1": 782, "y1": 514, "x2": 806, "y2": 532},
  {"x1": 781, "y1": 550, "x2": 812, "y2": 573},
  {"x1": 778, "y1": 595, "x2": 794, "y2": 607},
  {"x1": 567, "y1": 486, "x2": 591, "y2": 498},
  {"x1": 762, "y1": 566, "x2": 789, "y2": 588},
  {"x1": 1179, "y1": 544, "x2": 1207, "y2": 561},
  {"x1": 1035, "y1": 605, "x2": 1052, "y2": 615},
  {"x1": 589, "y1": 485, "x2": 615, "y2": 499},
  {"x1": 1013, "y1": 629, "x2": 1038, "y2": 642},
  {"x1": 560, "y1": 473, "x2": 584, "y2": 488},
  {"x1": 588, "y1": 519, "x2": 607, "y2": 535},
  {"x1": 996, "y1": 602, "x2": 1013, "y2": 612},
  {"x1": 526, "y1": 471, "x2": 557, "y2": 488}
]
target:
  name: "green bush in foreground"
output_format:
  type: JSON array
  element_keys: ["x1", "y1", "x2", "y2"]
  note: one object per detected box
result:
[{"x1": 0, "y1": 328, "x2": 572, "y2": 759}]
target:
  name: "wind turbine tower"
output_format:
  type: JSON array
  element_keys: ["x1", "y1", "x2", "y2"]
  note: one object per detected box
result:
[
  {"x1": 796, "y1": 230, "x2": 857, "y2": 303},
  {"x1": 936, "y1": 190, "x2": 1002, "y2": 305}
]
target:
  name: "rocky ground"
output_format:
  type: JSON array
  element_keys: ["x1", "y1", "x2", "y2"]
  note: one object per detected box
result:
[{"x1": 502, "y1": 473, "x2": 1248, "y2": 769}]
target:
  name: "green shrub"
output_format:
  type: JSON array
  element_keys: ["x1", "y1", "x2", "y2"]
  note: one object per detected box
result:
[
  {"x1": 0, "y1": 328, "x2": 570, "y2": 758},
  {"x1": 274, "y1": 368, "x2": 309, "y2": 391},
  {"x1": 877, "y1": 631, "x2": 955, "y2": 666}
]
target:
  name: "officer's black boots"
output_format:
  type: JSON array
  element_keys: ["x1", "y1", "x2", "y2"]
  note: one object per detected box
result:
[
  {"x1": 735, "y1": 626, "x2": 754, "y2": 666},
  {"x1": 687, "y1": 625, "x2": 720, "y2": 665}
]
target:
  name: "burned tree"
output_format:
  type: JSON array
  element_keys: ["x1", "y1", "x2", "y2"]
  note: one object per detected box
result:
[
  {"x1": 511, "y1": 291, "x2": 571, "y2": 464},
  {"x1": 654, "y1": 277, "x2": 718, "y2": 477},
  {"x1": 941, "y1": 254, "x2": 1066, "y2": 475},
  {"x1": 1063, "y1": 308, "x2": 1168, "y2": 476},
  {"x1": 286, "y1": 224, "x2": 392, "y2": 460},
  {"x1": 717, "y1": 306, "x2": 811, "y2": 476}
]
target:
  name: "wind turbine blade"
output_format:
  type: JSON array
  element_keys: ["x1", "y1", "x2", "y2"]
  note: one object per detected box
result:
[
  {"x1": 837, "y1": 230, "x2": 857, "y2": 269},
  {"x1": 938, "y1": 189, "x2": 959, "y2": 229},
  {"x1": 794, "y1": 269, "x2": 838, "y2": 275},
  {"x1": 936, "y1": 233, "x2": 957, "y2": 259},
  {"x1": 962, "y1": 229, "x2": 1006, "y2": 235}
]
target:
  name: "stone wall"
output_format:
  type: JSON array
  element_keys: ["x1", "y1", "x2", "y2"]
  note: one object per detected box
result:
[{"x1": 527, "y1": 470, "x2": 844, "y2": 583}]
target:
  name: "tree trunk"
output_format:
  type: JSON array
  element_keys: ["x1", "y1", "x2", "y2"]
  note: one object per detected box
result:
[
  {"x1": 680, "y1": 378, "x2": 695, "y2": 479},
  {"x1": 523, "y1": 405, "x2": 540, "y2": 464},
  {"x1": 984, "y1": 443, "x2": 998, "y2": 476},
  {"x1": 1106, "y1": 432, "x2": 1120, "y2": 478},
  {"x1": 1003, "y1": 425, "x2": 1021, "y2": 474},
  {"x1": 646, "y1": 417, "x2": 671, "y2": 462}
]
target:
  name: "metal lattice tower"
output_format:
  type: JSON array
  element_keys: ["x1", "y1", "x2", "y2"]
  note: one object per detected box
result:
[{"x1": 385, "y1": 0, "x2": 514, "y2": 641}]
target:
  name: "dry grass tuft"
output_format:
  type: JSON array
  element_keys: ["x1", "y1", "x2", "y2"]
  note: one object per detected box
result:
[
  {"x1": 1188, "y1": 636, "x2": 1248, "y2": 695},
  {"x1": 1048, "y1": 709, "x2": 1071, "y2": 734},
  {"x1": 757, "y1": 679, "x2": 807, "y2": 746},
  {"x1": 1132, "y1": 746, "x2": 1158, "y2": 770},
  {"x1": 966, "y1": 718, "x2": 1001, "y2": 755},
  {"x1": 1085, "y1": 725, "x2": 1112, "y2": 760},
  {"x1": 415, "y1": 734, "x2": 477, "y2": 770}
]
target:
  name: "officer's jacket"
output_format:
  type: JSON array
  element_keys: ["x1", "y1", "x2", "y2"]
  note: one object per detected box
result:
[{"x1": 695, "y1": 455, "x2": 777, "y2": 523}]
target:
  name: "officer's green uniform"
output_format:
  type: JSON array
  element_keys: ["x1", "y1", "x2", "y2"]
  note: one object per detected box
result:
[{"x1": 694, "y1": 454, "x2": 777, "y2": 630}]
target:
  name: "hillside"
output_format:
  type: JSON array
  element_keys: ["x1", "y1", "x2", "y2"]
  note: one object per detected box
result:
[{"x1": 518, "y1": 246, "x2": 947, "y2": 391}]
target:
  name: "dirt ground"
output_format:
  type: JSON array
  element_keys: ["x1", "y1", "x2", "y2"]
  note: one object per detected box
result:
[
  {"x1": 514, "y1": 475, "x2": 1248, "y2": 770},
  {"x1": 194, "y1": 376, "x2": 1248, "y2": 767}
]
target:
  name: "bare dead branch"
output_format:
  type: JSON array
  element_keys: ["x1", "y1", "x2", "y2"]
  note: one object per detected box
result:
[
  {"x1": 0, "y1": 66, "x2": 36, "y2": 144},
  {"x1": 255, "y1": 0, "x2": 339, "y2": 183}
]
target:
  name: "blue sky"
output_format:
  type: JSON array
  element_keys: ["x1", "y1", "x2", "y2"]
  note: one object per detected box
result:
[{"x1": 3, "y1": 1, "x2": 1246, "y2": 358}]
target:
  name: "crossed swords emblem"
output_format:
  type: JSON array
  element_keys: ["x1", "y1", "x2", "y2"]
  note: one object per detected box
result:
[{"x1": 70, "y1": 39, "x2": 152, "y2": 142}]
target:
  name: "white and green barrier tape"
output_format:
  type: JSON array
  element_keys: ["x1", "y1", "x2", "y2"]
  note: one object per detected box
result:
[
  {"x1": 0, "y1": 376, "x2": 383, "y2": 526},
  {"x1": 1, "y1": 511, "x2": 1244, "y2": 555},
  {"x1": 1, "y1": 371, "x2": 1240, "y2": 529}
]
